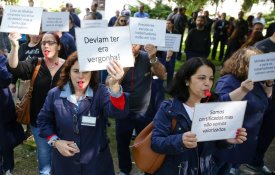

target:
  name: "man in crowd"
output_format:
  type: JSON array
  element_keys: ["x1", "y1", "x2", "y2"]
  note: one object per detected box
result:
[
  {"x1": 134, "y1": 4, "x2": 149, "y2": 18},
  {"x1": 185, "y1": 15, "x2": 211, "y2": 60},
  {"x1": 211, "y1": 12, "x2": 229, "y2": 61},
  {"x1": 172, "y1": 7, "x2": 187, "y2": 60},
  {"x1": 112, "y1": 44, "x2": 166, "y2": 175},
  {"x1": 91, "y1": 2, "x2": 102, "y2": 19}
]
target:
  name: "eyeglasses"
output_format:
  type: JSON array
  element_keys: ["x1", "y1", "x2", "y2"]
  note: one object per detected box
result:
[
  {"x1": 120, "y1": 20, "x2": 126, "y2": 23},
  {"x1": 73, "y1": 114, "x2": 79, "y2": 135},
  {"x1": 42, "y1": 41, "x2": 57, "y2": 46}
]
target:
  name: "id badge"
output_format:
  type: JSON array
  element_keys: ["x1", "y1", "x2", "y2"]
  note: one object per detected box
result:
[{"x1": 81, "y1": 116, "x2": 97, "y2": 126}]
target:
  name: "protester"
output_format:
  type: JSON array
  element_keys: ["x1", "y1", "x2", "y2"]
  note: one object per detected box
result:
[
  {"x1": 121, "y1": 4, "x2": 131, "y2": 21},
  {"x1": 172, "y1": 7, "x2": 187, "y2": 60},
  {"x1": 37, "y1": 52, "x2": 128, "y2": 175},
  {"x1": 151, "y1": 57, "x2": 247, "y2": 175},
  {"x1": 114, "y1": 15, "x2": 128, "y2": 27},
  {"x1": 113, "y1": 44, "x2": 166, "y2": 175},
  {"x1": 203, "y1": 10, "x2": 213, "y2": 34},
  {"x1": 108, "y1": 10, "x2": 120, "y2": 27},
  {"x1": 65, "y1": 3, "x2": 80, "y2": 27},
  {"x1": 90, "y1": 2, "x2": 102, "y2": 20},
  {"x1": 241, "y1": 31, "x2": 264, "y2": 48},
  {"x1": 8, "y1": 32, "x2": 66, "y2": 175},
  {"x1": 185, "y1": 15, "x2": 211, "y2": 60},
  {"x1": 213, "y1": 47, "x2": 272, "y2": 175},
  {"x1": 133, "y1": 4, "x2": 149, "y2": 18},
  {"x1": 0, "y1": 53, "x2": 25, "y2": 175},
  {"x1": 9, "y1": 32, "x2": 43, "y2": 139},
  {"x1": 244, "y1": 30, "x2": 275, "y2": 175},
  {"x1": 211, "y1": 12, "x2": 229, "y2": 61},
  {"x1": 187, "y1": 11, "x2": 198, "y2": 32}
]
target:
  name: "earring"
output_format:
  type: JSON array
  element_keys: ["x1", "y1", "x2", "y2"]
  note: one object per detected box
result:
[{"x1": 186, "y1": 82, "x2": 189, "y2": 86}]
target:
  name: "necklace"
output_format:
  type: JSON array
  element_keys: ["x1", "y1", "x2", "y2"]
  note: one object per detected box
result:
[{"x1": 47, "y1": 59, "x2": 59, "y2": 69}]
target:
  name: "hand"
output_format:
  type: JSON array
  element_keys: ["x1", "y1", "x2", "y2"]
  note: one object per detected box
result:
[
  {"x1": 265, "y1": 80, "x2": 273, "y2": 87},
  {"x1": 182, "y1": 131, "x2": 197, "y2": 149},
  {"x1": 240, "y1": 79, "x2": 254, "y2": 93},
  {"x1": 144, "y1": 44, "x2": 157, "y2": 60},
  {"x1": 106, "y1": 60, "x2": 124, "y2": 91},
  {"x1": 227, "y1": 128, "x2": 247, "y2": 144},
  {"x1": 55, "y1": 140, "x2": 80, "y2": 157},
  {"x1": 8, "y1": 32, "x2": 21, "y2": 48},
  {"x1": 9, "y1": 83, "x2": 16, "y2": 93},
  {"x1": 166, "y1": 50, "x2": 173, "y2": 62}
]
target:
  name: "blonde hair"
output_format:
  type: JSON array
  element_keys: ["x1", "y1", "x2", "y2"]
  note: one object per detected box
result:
[{"x1": 221, "y1": 47, "x2": 262, "y2": 81}]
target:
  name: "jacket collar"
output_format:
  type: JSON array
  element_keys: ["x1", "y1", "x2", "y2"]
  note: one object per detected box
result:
[
  {"x1": 169, "y1": 98, "x2": 192, "y2": 127},
  {"x1": 60, "y1": 82, "x2": 93, "y2": 106}
]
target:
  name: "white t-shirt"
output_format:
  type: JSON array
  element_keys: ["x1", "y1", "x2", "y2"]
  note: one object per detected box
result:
[{"x1": 183, "y1": 103, "x2": 194, "y2": 121}]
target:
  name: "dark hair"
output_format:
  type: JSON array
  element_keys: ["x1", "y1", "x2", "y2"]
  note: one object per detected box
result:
[
  {"x1": 57, "y1": 51, "x2": 99, "y2": 92},
  {"x1": 42, "y1": 32, "x2": 61, "y2": 45},
  {"x1": 168, "y1": 57, "x2": 215, "y2": 103}
]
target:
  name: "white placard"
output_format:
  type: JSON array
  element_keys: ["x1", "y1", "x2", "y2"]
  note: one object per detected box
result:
[
  {"x1": 157, "y1": 33, "x2": 182, "y2": 52},
  {"x1": 191, "y1": 101, "x2": 247, "y2": 142},
  {"x1": 42, "y1": 12, "x2": 69, "y2": 32},
  {"x1": 248, "y1": 52, "x2": 275, "y2": 82},
  {"x1": 81, "y1": 20, "x2": 108, "y2": 28},
  {"x1": 75, "y1": 26, "x2": 134, "y2": 71},
  {"x1": 0, "y1": 5, "x2": 43, "y2": 35},
  {"x1": 129, "y1": 17, "x2": 166, "y2": 46}
]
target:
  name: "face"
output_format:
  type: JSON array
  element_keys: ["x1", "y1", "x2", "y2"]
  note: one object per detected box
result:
[
  {"x1": 196, "y1": 17, "x2": 205, "y2": 28},
  {"x1": 91, "y1": 4, "x2": 97, "y2": 12},
  {"x1": 139, "y1": 5, "x2": 144, "y2": 12},
  {"x1": 253, "y1": 23, "x2": 264, "y2": 33},
  {"x1": 203, "y1": 11, "x2": 209, "y2": 17},
  {"x1": 132, "y1": 44, "x2": 141, "y2": 58},
  {"x1": 118, "y1": 17, "x2": 127, "y2": 26},
  {"x1": 41, "y1": 34, "x2": 60, "y2": 59},
  {"x1": 187, "y1": 65, "x2": 214, "y2": 101},
  {"x1": 238, "y1": 11, "x2": 244, "y2": 19},
  {"x1": 0, "y1": 5, "x2": 3, "y2": 15},
  {"x1": 221, "y1": 13, "x2": 226, "y2": 20},
  {"x1": 70, "y1": 61, "x2": 92, "y2": 92},
  {"x1": 29, "y1": 33, "x2": 42, "y2": 44},
  {"x1": 166, "y1": 20, "x2": 174, "y2": 30}
]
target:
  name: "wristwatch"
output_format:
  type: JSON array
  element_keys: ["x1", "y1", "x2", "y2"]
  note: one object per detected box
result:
[
  {"x1": 48, "y1": 136, "x2": 60, "y2": 147},
  {"x1": 150, "y1": 57, "x2": 158, "y2": 64}
]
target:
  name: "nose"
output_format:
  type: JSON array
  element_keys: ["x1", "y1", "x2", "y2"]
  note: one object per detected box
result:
[{"x1": 79, "y1": 72, "x2": 84, "y2": 78}]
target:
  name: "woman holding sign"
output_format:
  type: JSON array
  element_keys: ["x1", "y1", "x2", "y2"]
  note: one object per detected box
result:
[
  {"x1": 151, "y1": 57, "x2": 247, "y2": 175},
  {"x1": 8, "y1": 32, "x2": 65, "y2": 175},
  {"x1": 213, "y1": 47, "x2": 273, "y2": 175},
  {"x1": 37, "y1": 52, "x2": 128, "y2": 175}
]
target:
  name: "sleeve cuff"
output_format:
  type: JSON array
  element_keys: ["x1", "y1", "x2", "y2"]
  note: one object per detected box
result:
[
  {"x1": 109, "y1": 85, "x2": 123, "y2": 98},
  {"x1": 110, "y1": 93, "x2": 125, "y2": 110}
]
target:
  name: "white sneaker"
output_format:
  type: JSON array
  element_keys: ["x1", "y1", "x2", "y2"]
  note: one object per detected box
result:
[{"x1": 4, "y1": 170, "x2": 13, "y2": 175}]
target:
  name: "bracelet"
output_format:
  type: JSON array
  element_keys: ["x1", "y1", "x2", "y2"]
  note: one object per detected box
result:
[
  {"x1": 265, "y1": 82, "x2": 273, "y2": 87},
  {"x1": 150, "y1": 57, "x2": 158, "y2": 64}
]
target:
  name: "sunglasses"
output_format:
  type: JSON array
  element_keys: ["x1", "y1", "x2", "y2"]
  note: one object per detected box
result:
[
  {"x1": 120, "y1": 20, "x2": 126, "y2": 23},
  {"x1": 42, "y1": 41, "x2": 57, "y2": 46}
]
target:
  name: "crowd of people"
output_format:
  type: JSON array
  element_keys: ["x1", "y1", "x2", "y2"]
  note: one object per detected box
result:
[{"x1": 0, "y1": 1, "x2": 274, "y2": 175}]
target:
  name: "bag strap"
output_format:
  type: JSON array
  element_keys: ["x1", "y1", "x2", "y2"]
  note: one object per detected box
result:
[
  {"x1": 29, "y1": 58, "x2": 42, "y2": 89},
  {"x1": 172, "y1": 118, "x2": 177, "y2": 130}
]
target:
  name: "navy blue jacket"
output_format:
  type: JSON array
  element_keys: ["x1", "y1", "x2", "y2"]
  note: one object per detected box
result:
[
  {"x1": 151, "y1": 99, "x2": 229, "y2": 175},
  {"x1": 0, "y1": 55, "x2": 24, "y2": 150},
  {"x1": 38, "y1": 84, "x2": 129, "y2": 175},
  {"x1": 214, "y1": 74, "x2": 268, "y2": 164}
]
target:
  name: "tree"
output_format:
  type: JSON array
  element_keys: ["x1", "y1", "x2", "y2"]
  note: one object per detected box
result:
[{"x1": 1, "y1": 0, "x2": 19, "y2": 5}]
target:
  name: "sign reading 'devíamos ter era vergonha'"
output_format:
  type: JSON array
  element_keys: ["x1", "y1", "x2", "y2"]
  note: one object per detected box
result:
[
  {"x1": 75, "y1": 26, "x2": 133, "y2": 71},
  {"x1": 191, "y1": 101, "x2": 247, "y2": 142}
]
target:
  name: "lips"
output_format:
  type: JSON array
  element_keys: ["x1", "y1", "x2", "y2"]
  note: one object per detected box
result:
[
  {"x1": 78, "y1": 81, "x2": 84, "y2": 89},
  {"x1": 204, "y1": 90, "x2": 211, "y2": 97}
]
